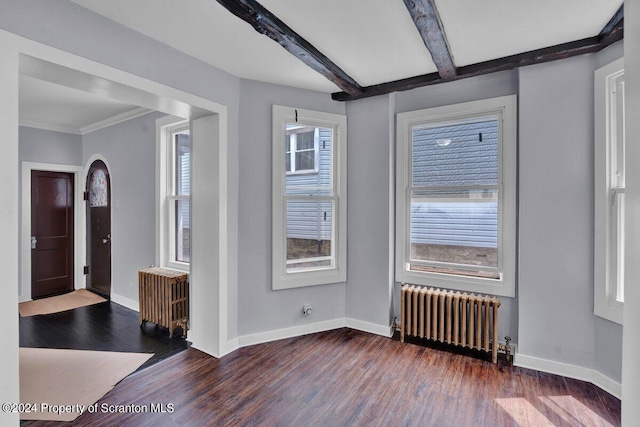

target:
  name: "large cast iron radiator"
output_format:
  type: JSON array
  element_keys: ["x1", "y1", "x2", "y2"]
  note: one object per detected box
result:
[{"x1": 400, "y1": 284, "x2": 501, "y2": 363}]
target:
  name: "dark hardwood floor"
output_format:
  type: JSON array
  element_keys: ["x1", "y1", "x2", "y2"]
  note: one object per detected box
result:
[
  {"x1": 19, "y1": 300, "x2": 190, "y2": 370},
  {"x1": 21, "y1": 328, "x2": 620, "y2": 427}
]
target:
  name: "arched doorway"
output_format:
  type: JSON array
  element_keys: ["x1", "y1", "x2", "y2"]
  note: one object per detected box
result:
[{"x1": 86, "y1": 159, "x2": 111, "y2": 298}]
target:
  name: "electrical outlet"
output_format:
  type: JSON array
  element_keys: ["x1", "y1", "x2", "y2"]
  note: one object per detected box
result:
[{"x1": 303, "y1": 304, "x2": 313, "y2": 316}]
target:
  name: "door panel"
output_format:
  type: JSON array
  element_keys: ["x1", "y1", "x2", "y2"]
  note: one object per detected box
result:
[
  {"x1": 31, "y1": 171, "x2": 74, "y2": 299},
  {"x1": 86, "y1": 160, "x2": 112, "y2": 298}
]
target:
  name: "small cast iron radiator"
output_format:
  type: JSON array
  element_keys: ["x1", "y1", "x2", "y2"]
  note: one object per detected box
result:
[
  {"x1": 400, "y1": 284, "x2": 501, "y2": 363},
  {"x1": 138, "y1": 267, "x2": 189, "y2": 338}
]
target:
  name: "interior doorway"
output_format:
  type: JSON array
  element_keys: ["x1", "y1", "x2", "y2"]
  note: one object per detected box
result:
[
  {"x1": 12, "y1": 43, "x2": 229, "y2": 360},
  {"x1": 85, "y1": 160, "x2": 112, "y2": 298},
  {"x1": 30, "y1": 170, "x2": 74, "y2": 299}
]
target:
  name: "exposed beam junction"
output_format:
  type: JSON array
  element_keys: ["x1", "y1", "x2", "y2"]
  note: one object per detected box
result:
[
  {"x1": 216, "y1": 0, "x2": 363, "y2": 96},
  {"x1": 402, "y1": 0, "x2": 456, "y2": 79},
  {"x1": 333, "y1": 6, "x2": 623, "y2": 102},
  {"x1": 601, "y1": 4, "x2": 624, "y2": 36}
]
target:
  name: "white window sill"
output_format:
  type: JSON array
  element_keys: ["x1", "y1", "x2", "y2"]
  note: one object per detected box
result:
[{"x1": 161, "y1": 262, "x2": 190, "y2": 273}]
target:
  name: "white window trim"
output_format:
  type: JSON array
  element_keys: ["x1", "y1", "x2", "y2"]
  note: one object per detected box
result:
[
  {"x1": 395, "y1": 95, "x2": 517, "y2": 297},
  {"x1": 594, "y1": 57, "x2": 624, "y2": 325},
  {"x1": 156, "y1": 115, "x2": 190, "y2": 272},
  {"x1": 272, "y1": 105, "x2": 347, "y2": 290}
]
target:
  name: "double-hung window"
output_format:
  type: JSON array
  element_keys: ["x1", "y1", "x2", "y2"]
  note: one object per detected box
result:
[
  {"x1": 595, "y1": 58, "x2": 625, "y2": 324},
  {"x1": 396, "y1": 96, "x2": 517, "y2": 297},
  {"x1": 272, "y1": 106, "x2": 347, "y2": 290},
  {"x1": 156, "y1": 117, "x2": 191, "y2": 270}
]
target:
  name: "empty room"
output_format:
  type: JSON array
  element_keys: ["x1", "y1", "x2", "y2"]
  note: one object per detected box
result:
[{"x1": 1, "y1": 0, "x2": 640, "y2": 426}]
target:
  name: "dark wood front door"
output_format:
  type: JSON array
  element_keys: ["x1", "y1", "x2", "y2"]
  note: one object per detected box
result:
[
  {"x1": 86, "y1": 160, "x2": 112, "y2": 298},
  {"x1": 31, "y1": 170, "x2": 74, "y2": 299}
]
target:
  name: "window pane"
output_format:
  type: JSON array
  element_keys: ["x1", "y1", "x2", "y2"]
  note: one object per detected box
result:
[
  {"x1": 297, "y1": 131, "x2": 315, "y2": 150},
  {"x1": 175, "y1": 199, "x2": 190, "y2": 263},
  {"x1": 615, "y1": 192, "x2": 625, "y2": 302},
  {"x1": 410, "y1": 189, "x2": 498, "y2": 269},
  {"x1": 89, "y1": 169, "x2": 108, "y2": 207},
  {"x1": 613, "y1": 76, "x2": 625, "y2": 188},
  {"x1": 296, "y1": 150, "x2": 315, "y2": 171},
  {"x1": 285, "y1": 124, "x2": 332, "y2": 195},
  {"x1": 174, "y1": 131, "x2": 190, "y2": 196},
  {"x1": 286, "y1": 199, "x2": 333, "y2": 271},
  {"x1": 412, "y1": 119, "x2": 498, "y2": 186}
]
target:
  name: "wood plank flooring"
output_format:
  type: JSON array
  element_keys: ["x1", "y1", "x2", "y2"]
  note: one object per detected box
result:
[
  {"x1": 22, "y1": 328, "x2": 620, "y2": 427},
  {"x1": 19, "y1": 300, "x2": 190, "y2": 370}
]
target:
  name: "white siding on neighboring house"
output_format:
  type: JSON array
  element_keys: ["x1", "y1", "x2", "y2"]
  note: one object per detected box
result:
[
  {"x1": 286, "y1": 128, "x2": 332, "y2": 241},
  {"x1": 411, "y1": 120, "x2": 498, "y2": 248},
  {"x1": 180, "y1": 152, "x2": 190, "y2": 229}
]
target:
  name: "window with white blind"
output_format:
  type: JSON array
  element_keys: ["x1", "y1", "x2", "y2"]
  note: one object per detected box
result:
[
  {"x1": 595, "y1": 57, "x2": 625, "y2": 325},
  {"x1": 396, "y1": 96, "x2": 517, "y2": 297}
]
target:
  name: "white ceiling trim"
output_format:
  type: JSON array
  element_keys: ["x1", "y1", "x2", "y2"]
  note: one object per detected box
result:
[
  {"x1": 19, "y1": 106, "x2": 154, "y2": 136},
  {"x1": 19, "y1": 118, "x2": 81, "y2": 135},
  {"x1": 79, "y1": 107, "x2": 152, "y2": 135}
]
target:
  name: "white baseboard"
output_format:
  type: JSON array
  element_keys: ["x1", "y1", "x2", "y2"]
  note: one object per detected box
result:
[
  {"x1": 515, "y1": 353, "x2": 621, "y2": 399},
  {"x1": 346, "y1": 317, "x2": 393, "y2": 337},
  {"x1": 225, "y1": 317, "x2": 391, "y2": 355},
  {"x1": 221, "y1": 338, "x2": 239, "y2": 358},
  {"x1": 110, "y1": 293, "x2": 139, "y2": 312},
  {"x1": 190, "y1": 336, "x2": 222, "y2": 359},
  {"x1": 237, "y1": 318, "x2": 346, "y2": 348}
]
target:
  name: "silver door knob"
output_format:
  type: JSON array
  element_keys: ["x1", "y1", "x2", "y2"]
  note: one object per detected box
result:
[
  {"x1": 31, "y1": 236, "x2": 37, "y2": 249},
  {"x1": 102, "y1": 234, "x2": 111, "y2": 244}
]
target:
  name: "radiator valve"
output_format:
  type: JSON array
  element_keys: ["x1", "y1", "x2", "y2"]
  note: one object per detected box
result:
[
  {"x1": 391, "y1": 316, "x2": 400, "y2": 332},
  {"x1": 302, "y1": 304, "x2": 313, "y2": 316},
  {"x1": 497, "y1": 336, "x2": 513, "y2": 365}
]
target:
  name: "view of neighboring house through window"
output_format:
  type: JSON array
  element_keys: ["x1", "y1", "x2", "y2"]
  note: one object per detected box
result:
[
  {"x1": 272, "y1": 106, "x2": 347, "y2": 290},
  {"x1": 396, "y1": 96, "x2": 517, "y2": 297},
  {"x1": 409, "y1": 118, "x2": 499, "y2": 276},
  {"x1": 286, "y1": 127, "x2": 318, "y2": 174},
  {"x1": 285, "y1": 124, "x2": 331, "y2": 271},
  {"x1": 594, "y1": 57, "x2": 625, "y2": 324}
]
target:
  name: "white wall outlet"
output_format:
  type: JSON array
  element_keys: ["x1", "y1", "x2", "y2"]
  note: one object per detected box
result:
[{"x1": 302, "y1": 304, "x2": 313, "y2": 316}]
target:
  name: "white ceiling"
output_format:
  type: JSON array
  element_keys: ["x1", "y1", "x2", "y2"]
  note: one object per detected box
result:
[
  {"x1": 20, "y1": 0, "x2": 623, "y2": 132},
  {"x1": 19, "y1": 75, "x2": 145, "y2": 135},
  {"x1": 71, "y1": 0, "x2": 623, "y2": 92}
]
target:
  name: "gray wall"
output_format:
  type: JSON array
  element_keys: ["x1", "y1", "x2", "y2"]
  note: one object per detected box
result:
[
  {"x1": 519, "y1": 55, "x2": 596, "y2": 368},
  {"x1": 82, "y1": 112, "x2": 162, "y2": 301},
  {"x1": 237, "y1": 79, "x2": 347, "y2": 336},
  {"x1": 345, "y1": 95, "x2": 395, "y2": 328},
  {"x1": 19, "y1": 126, "x2": 82, "y2": 165},
  {"x1": 518, "y1": 44, "x2": 623, "y2": 382}
]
